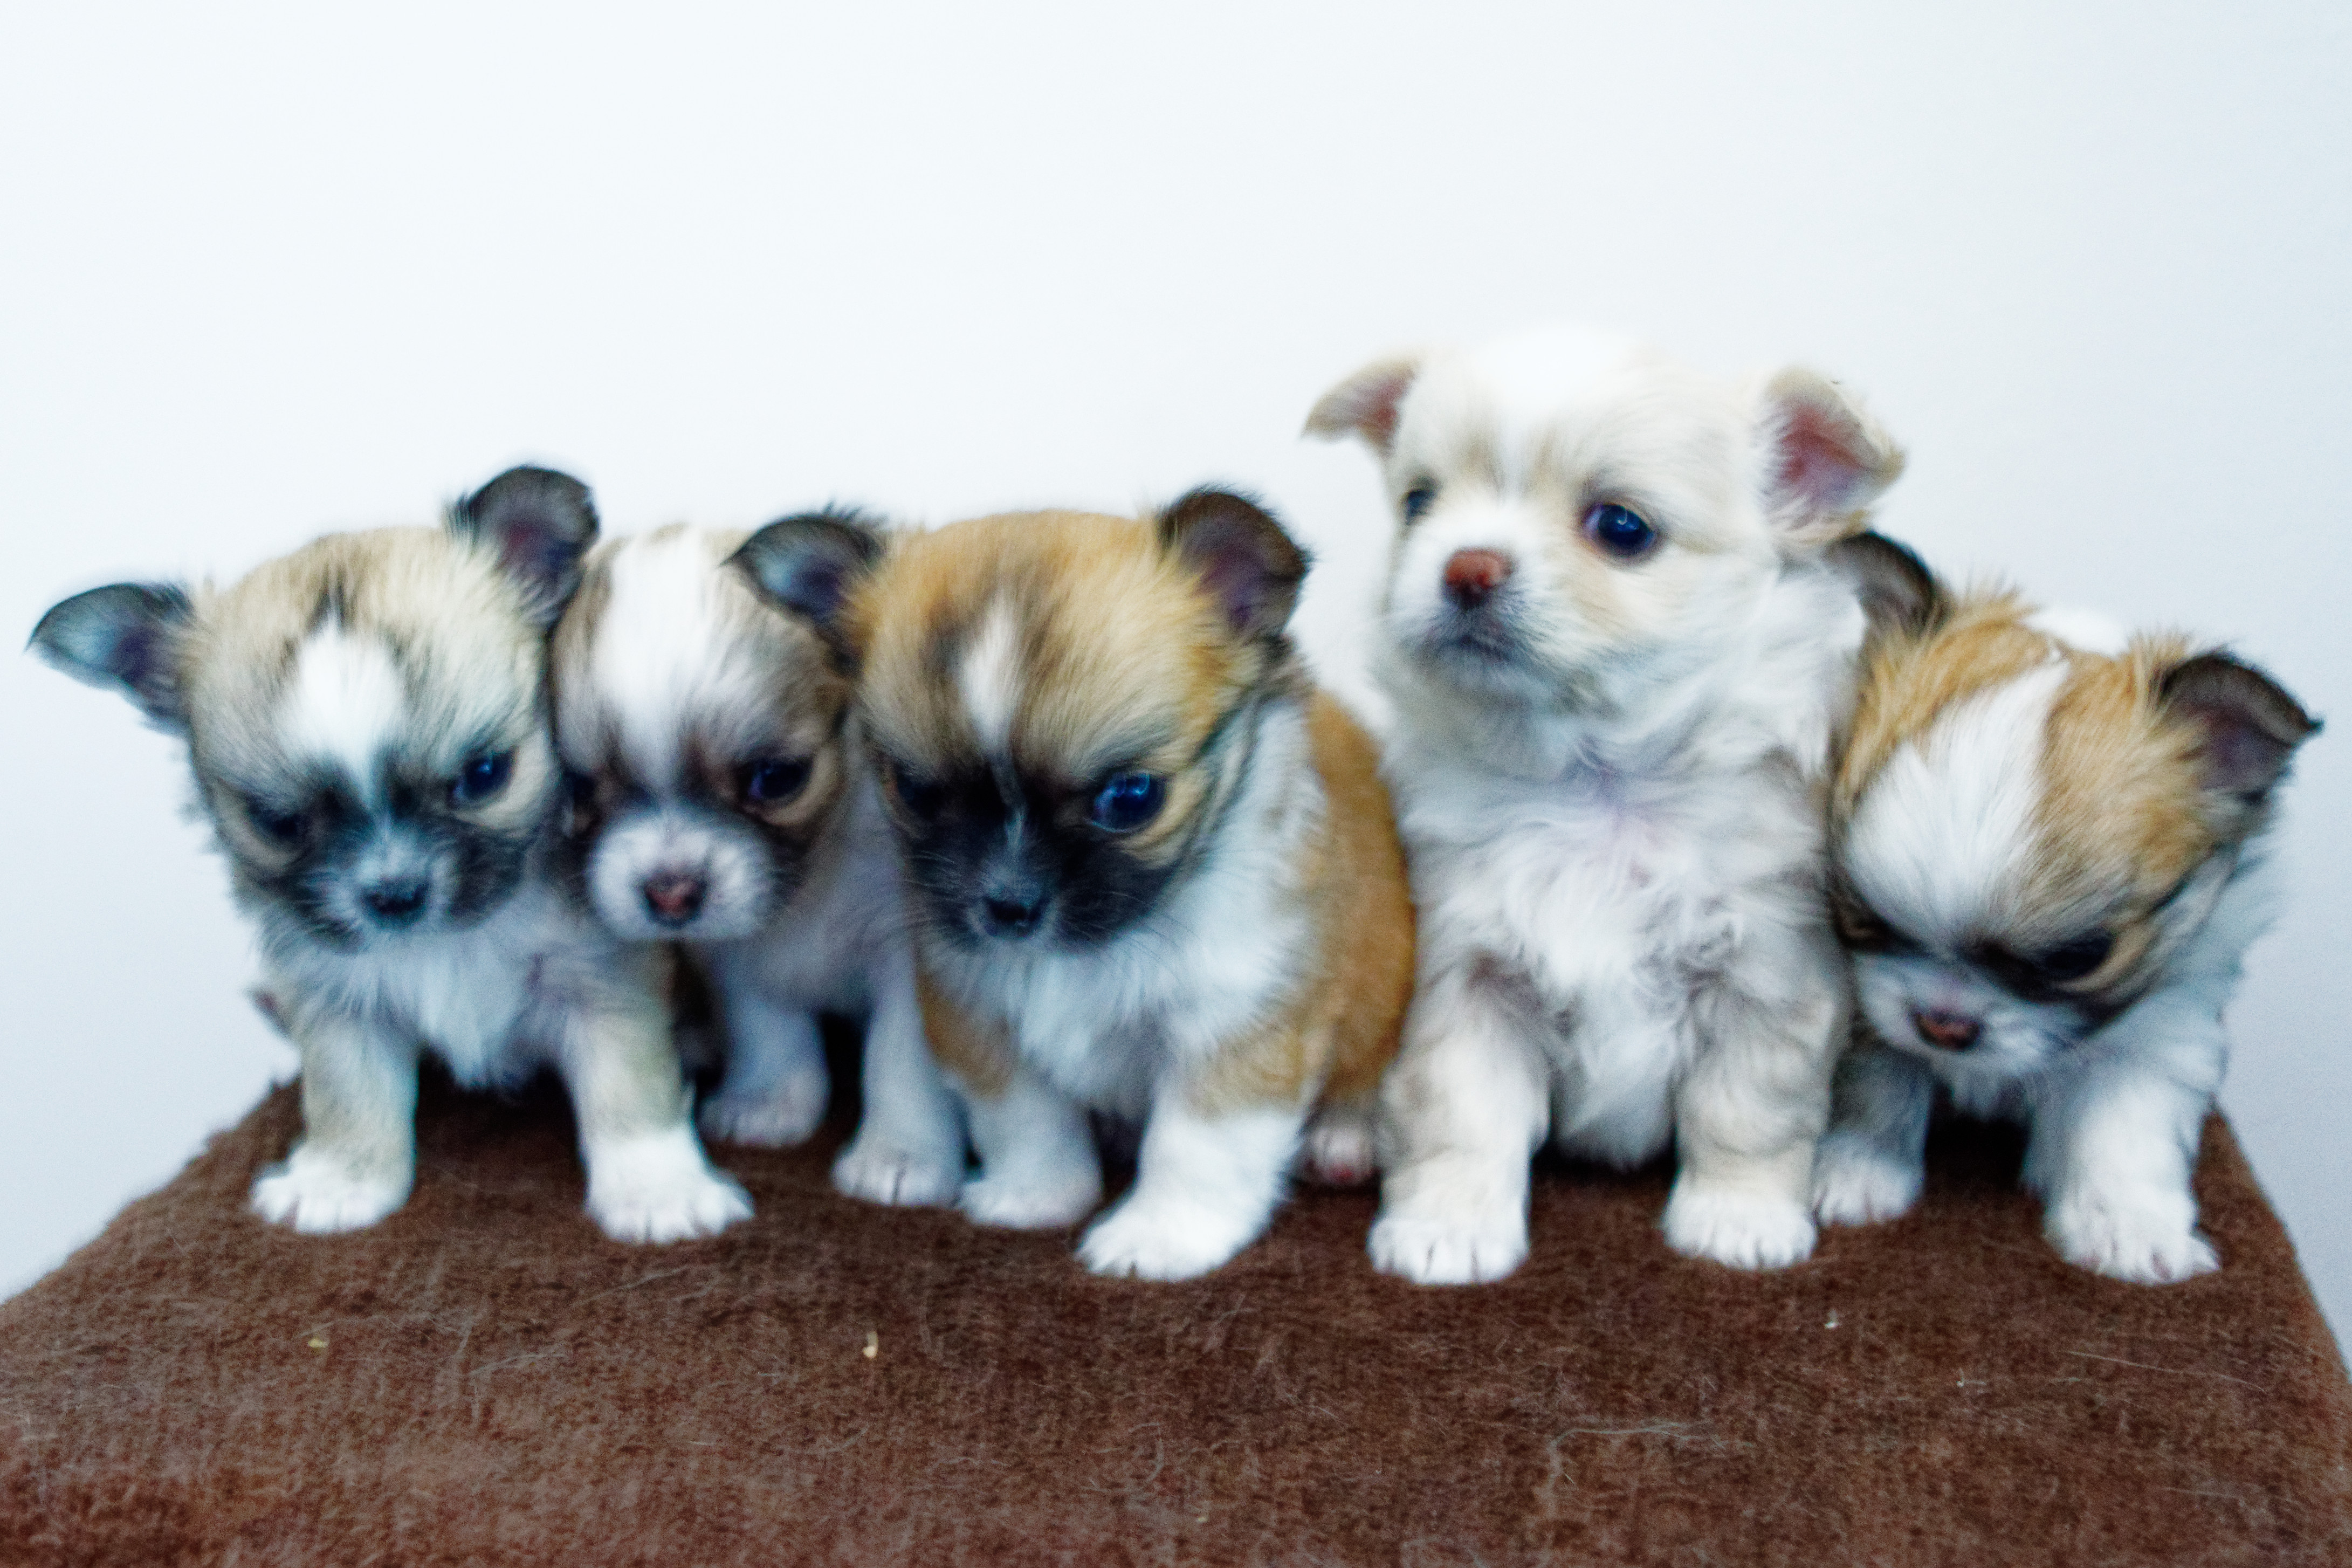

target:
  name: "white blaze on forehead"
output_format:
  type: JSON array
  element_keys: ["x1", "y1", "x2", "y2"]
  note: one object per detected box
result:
[
  {"x1": 1844, "y1": 660, "x2": 2067, "y2": 946},
  {"x1": 593, "y1": 529, "x2": 733, "y2": 790},
  {"x1": 958, "y1": 597, "x2": 1023, "y2": 755},
  {"x1": 2025, "y1": 605, "x2": 2131, "y2": 657},
  {"x1": 284, "y1": 623, "x2": 407, "y2": 804}
]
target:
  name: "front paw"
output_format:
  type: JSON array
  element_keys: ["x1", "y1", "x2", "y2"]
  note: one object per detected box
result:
[
  {"x1": 833, "y1": 1138, "x2": 962, "y2": 1208},
  {"x1": 1301, "y1": 1105, "x2": 1377, "y2": 1187},
  {"x1": 1663, "y1": 1183, "x2": 1817, "y2": 1270},
  {"x1": 1811, "y1": 1131, "x2": 1923, "y2": 1228},
  {"x1": 697, "y1": 1064, "x2": 829, "y2": 1149},
  {"x1": 958, "y1": 1168, "x2": 1101, "y2": 1230},
  {"x1": 1367, "y1": 1205, "x2": 1529, "y2": 1285},
  {"x1": 1077, "y1": 1198, "x2": 1255, "y2": 1281},
  {"x1": 2044, "y1": 1187, "x2": 2218, "y2": 1284},
  {"x1": 586, "y1": 1132, "x2": 753, "y2": 1243},
  {"x1": 251, "y1": 1148, "x2": 411, "y2": 1234}
]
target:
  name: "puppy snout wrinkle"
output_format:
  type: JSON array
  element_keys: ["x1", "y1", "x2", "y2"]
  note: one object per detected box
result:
[
  {"x1": 642, "y1": 870, "x2": 707, "y2": 927},
  {"x1": 1912, "y1": 1008, "x2": 1982, "y2": 1051},
  {"x1": 1442, "y1": 548, "x2": 1514, "y2": 611}
]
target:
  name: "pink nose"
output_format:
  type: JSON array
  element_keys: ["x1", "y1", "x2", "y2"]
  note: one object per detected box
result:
[
  {"x1": 1912, "y1": 1009, "x2": 1982, "y2": 1051},
  {"x1": 1442, "y1": 548, "x2": 1515, "y2": 609},
  {"x1": 642, "y1": 871, "x2": 706, "y2": 926}
]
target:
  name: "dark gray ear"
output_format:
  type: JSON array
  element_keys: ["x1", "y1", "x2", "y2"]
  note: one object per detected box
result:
[
  {"x1": 1830, "y1": 531, "x2": 1944, "y2": 643},
  {"x1": 449, "y1": 465, "x2": 600, "y2": 627},
  {"x1": 1156, "y1": 487, "x2": 1310, "y2": 642},
  {"x1": 2158, "y1": 652, "x2": 2319, "y2": 803},
  {"x1": 29, "y1": 582, "x2": 197, "y2": 731},
  {"x1": 730, "y1": 509, "x2": 886, "y2": 663}
]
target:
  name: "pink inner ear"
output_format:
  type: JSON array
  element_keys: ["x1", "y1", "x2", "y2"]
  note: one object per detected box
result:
[
  {"x1": 1332, "y1": 366, "x2": 1415, "y2": 450},
  {"x1": 1776, "y1": 402, "x2": 1867, "y2": 513}
]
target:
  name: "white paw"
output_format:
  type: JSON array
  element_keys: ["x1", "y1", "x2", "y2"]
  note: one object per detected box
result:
[
  {"x1": 2045, "y1": 1188, "x2": 2218, "y2": 1284},
  {"x1": 586, "y1": 1130, "x2": 753, "y2": 1243},
  {"x1": 958, "y1": 1168, "x2": 1101, "y2": 1230},
  {"x1": 1077, "y1": 1198, "x2": 1257, "y2": 1281},
  {"x1": 1301, "y1": 1108, "x2": 1377, "y2": 1187},
  {"x1": 250, "y1": 1148, "x2": 411, "y2": 1234},
  {"x1": 697, "y1": 1064, "x2": 829, "y2": 1148},
  {"x1": 1811, "y1": 1131, "x2": 1924, "y2": 1227},
  {"x1": 1367, "y1": 1207, "x2": 1529, "y2": 1285},
  {"x1": 831, "y1": 1139, "x2": 962, "y2": 1208},
  {"x1": 1663, "y1": 1184, "x2": 1818, "y2": 1270}
]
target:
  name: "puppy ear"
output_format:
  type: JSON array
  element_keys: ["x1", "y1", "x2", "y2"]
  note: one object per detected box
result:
[
  {"x1": 1828, "y1": 531, "x2": 1945, "y2": 643},
  {"x1": 1758, "y1": 369, "x2": 1906, "y2": 549},
  {"x1": 1157, "y1": 487, "x2": 1311, "y2": 642},
  {"x1": 2157, "y1": 651, "x2": 2319, "y2": 804},
  {"x1": 30, "y1": 581, "x2": 197, "y2": 731},
  {"x1": 1304, "y1": 355, "x2": 1422, "y2": 455},
  {"x1": 449, "y1": 465, "x2": 600, "y2": 627},
  {"x1": 731, "y1": 509, "x2": 886, "y2": 662}
]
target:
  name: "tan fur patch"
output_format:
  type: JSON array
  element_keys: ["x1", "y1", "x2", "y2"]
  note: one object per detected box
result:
[{"x1": 917, "y1": 966, "x2": 1016, "y2": 1098}]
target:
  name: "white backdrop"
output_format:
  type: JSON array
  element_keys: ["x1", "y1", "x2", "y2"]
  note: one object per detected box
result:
[{"x1": 2, "y1": 3, "x2": 2344, "y2": 1343}]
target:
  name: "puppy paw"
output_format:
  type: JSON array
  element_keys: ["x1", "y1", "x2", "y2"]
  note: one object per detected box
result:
[
  {"x1": 958, "y1": 1168, "x2": 1101, "y2": 1230},
  {"x1": 1301, "y1": 1106, "x2": 1377, "y2": 1187},
  {"x1": 1810, "y1": 1131, "x2": 1923, "y2": 1227},
  {"x1": 2044, "y1": 1189, "x2": 2218, "y2": 1284},
  {"x1": 250, "y1": 1149, "x2": 411, "y2": 1234},
  {"x1": 1663, "y1": 1185, "x2": 1817, "y2": 1270},
  {"x1": 586, "y1": 1132, "x2": 752, "y2": 1243},
  {"x1": 1077, "y1": 1198, "x2": 1255, "y2": 1281},
  {"x1": 831, "y1": 1139, "x2": 962, "y2": 1208},
  {"x1": 697, "y1": 1065, "x2": 829, "y2": 1149},
  {"x1": 1367, "y1": 1209, "x2": 1529, "y2": 1285}
]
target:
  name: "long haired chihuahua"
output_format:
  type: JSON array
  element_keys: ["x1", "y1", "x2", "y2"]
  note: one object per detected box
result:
[
  {"x1": 737, "y1": 490, "x2": 1415, "y2": 1280},
  {"x1": 1310, "y1": 326, "x2": 1904, "y2": 1281},
  {"x1": 1813, "y1": 537, "x2": 2317, "y2": 1281},
  {"x1": 549, "y1": 520, "x2": 962, "y2": 1205},
  {"x1": 32, "y1": 469, "x2": 750, "y2": 1242}
]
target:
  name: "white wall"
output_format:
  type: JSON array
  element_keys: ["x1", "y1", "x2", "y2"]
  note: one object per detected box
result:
[{"x1": 2, "y1": 3, "x2": 2344, "y2": 1342}]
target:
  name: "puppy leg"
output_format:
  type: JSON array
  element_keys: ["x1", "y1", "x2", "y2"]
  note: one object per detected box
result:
[
  {"x1": 698, "y1": 962, "x2": 830, "y2": 1148},
  {"x1": 1812, "y1": 1044, "x2": 1934, "y2": 1226},
  {"x1": 1664, "y1": 978, "x2": 1835, "y2": 1270},
  {"x1": 833, "y1": 948, "x2": 965, "y2": 1207},
  {"x1": 560, "y1": 980, "x2": 751, "y2": 1243},
  {"x1": 2027, "y1": 1028, "x2": 2219, "y2": 1282},
  {"x1": 1367, "y1": 964, "x2": 1550, "y2": 1285},
  {"x1": 1300, "y1": 1096, "x2": 1377, "y2": 1187},
  {"x1": 957, "y1": 1067, "x2": 1102, "y2": 1229},
  {"x1": 1079, "y1": 1092, "x2": 1304, "y2": 1281},
  {"x1": 251, "y1": 1000, "x2": 419, "y2": 1233}
]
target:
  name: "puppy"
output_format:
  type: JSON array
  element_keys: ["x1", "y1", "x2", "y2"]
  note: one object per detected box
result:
[
  {"x1": 31, "y1": 469, "x2": 751, "y2": 1242},
  {"x1": 1309, "y1": 326, "x2": 1905, "y2": 1281},
  {"x1": 549, "y1": 520, "x2": 962, "y2": 1205},
  {"x1": 735, "y1": 490, "x2": 1415, "y2": 1280},
  {"x1": 1812, "y1": 536, "x2": 2317, "y2": 1282}
]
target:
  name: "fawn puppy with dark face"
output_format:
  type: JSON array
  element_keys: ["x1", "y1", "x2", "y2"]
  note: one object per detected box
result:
[
  {"x1": 550, "y1": 520, "x2": 961, "y2": 1206},
  {"x1": 31, "y1": 469, "x2": 750, "y2": 1242},
  {"x1": 1310, "y1": 326, "x2": 1904, "y2": 1282},
  {"x1": 740, "y1": 490, "x2": 1415, "y2": 1280},
  {"x1": 1813, "y1": 537, "x2": 2317, "y2": 1282}
]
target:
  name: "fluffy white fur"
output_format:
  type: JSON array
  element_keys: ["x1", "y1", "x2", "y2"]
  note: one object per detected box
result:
[{"x1": 1311, "y1": 326, "x2": 1902, "y2": 1282}]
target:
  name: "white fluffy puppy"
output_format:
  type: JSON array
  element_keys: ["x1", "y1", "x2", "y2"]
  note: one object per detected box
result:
[
  {"x1": 1310, "y1": 327, "x2": 1904, "y2": 1281},
  {"x1": 550, "y1": 518, "x2": 963, "y2": 1206}
]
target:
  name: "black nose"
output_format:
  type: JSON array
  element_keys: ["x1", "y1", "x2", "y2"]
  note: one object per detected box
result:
[
  {"x1": 362, "y1": 878, "x2": 428, "y2": 924},
  {"x1": 980, "y1": 893, "x2": 1046, "y2": 938},
  {"x1": 643, "y1": 872, "x2": 707, "y2": 927}
]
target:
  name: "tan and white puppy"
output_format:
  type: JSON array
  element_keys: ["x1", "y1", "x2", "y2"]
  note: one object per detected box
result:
[
  {"x1": 1310, "y1": 326, "x2": 1904, "y2": 1281},
  {"x1": 31, "y1": 469, "x2": 751, "y2": 1242},
  {"x1": 739, "y1": 490, "x2": 1415, "y2": 1280},
  {"x1": 1813, "y1": 537, "x2": 2317, "y2": 1282},
  {"x1": 550, "y1": 519, "x2": 962, "y2": 1205}
]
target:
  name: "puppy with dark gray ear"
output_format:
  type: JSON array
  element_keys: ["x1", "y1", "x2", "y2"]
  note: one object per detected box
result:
[
  {"x1": 1814, "y1": 536, "x2": 2318, "y2": 1281},
  {"x1": 31, "y1": 469, "x2": 751, "y2": 1242},
  {"x1": 740, "y1": 491, "x2": 1416, "y2": 1280},
  {"x1": 549, "y1": 519, "x2": 962, "y2": 1205}
]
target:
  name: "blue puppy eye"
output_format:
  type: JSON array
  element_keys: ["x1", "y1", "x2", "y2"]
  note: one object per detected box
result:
[
  {"x1": 1089, "y1": 771, "x2": 1165, "y2": 833},
  {"x1": 890, "y1": 762, "x2": 948, "y2": 821},
  {"x1": 1401, "y1": 483, "x2": 1438, "y2": 523},
  {"x1": 451, "y1": 752, "x2": 513, "y2": 806},
  {"x1": 2032, "y1": 931, "x2": 2114, "y2": 984},
  {"x1": 245, "y1": 795, "x2": 306, "y2": 846},
  {"x1": 1584, "y1": 503, "x2": 1657, "y2": 559},
  {"x1": 741, "y1": 757, "x2": 811, "y2": 804}
]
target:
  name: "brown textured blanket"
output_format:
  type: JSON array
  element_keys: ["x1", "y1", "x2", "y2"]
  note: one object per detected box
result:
[{"x1": 2, "y1": 1060, "x2": 2346, "y2": 1566}]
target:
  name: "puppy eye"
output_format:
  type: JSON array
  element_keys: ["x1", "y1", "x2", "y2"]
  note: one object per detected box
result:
[
  {"x1": 244, "y1": 795, "x2": 307, "y2": 847},
  {"x1": 740, "y1": 758, "x2": 811, "y2": 805},
  {"x1": 889, "y1": 762, "x2": 948, "y2": 821},
  {"x1": 451, "y1": 752, "x2": 513, "y2": 806},
  {"x1": 1088, "y1": 771, "x2": 1165, "y2": 834},
  {"x1": 1583, "y1": 503, "x2": 1658, "y2": 560},
  {"x1": 1401, "y1": 483, "x2": 1439, "y2": 524},
  {"x1": 2030, "y1": 932, "x2": 2114, "y2": 984}
]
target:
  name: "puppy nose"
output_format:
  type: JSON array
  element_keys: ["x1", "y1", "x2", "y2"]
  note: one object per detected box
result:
[
  {"x1": 1912, "y1": 1009, "x2": 1982, "y2": 1051},
  {"x1": 642, "y1": 871, "x2": 707, "y2": 927},
  {"x1": 980, "y1": 892, "x2": 1047, "y2": 938},
  {"x1": 1442, "y1": 548, "x2": 1514, "y2": 610},
  {"x1": 362, "y1": 877, "x2": 428, "y2": 924}
]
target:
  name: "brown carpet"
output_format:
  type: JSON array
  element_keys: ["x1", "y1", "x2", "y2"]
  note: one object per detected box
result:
[{"x1": 2, "y1": 1055, "x2": 2347, "y2": 1567}]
